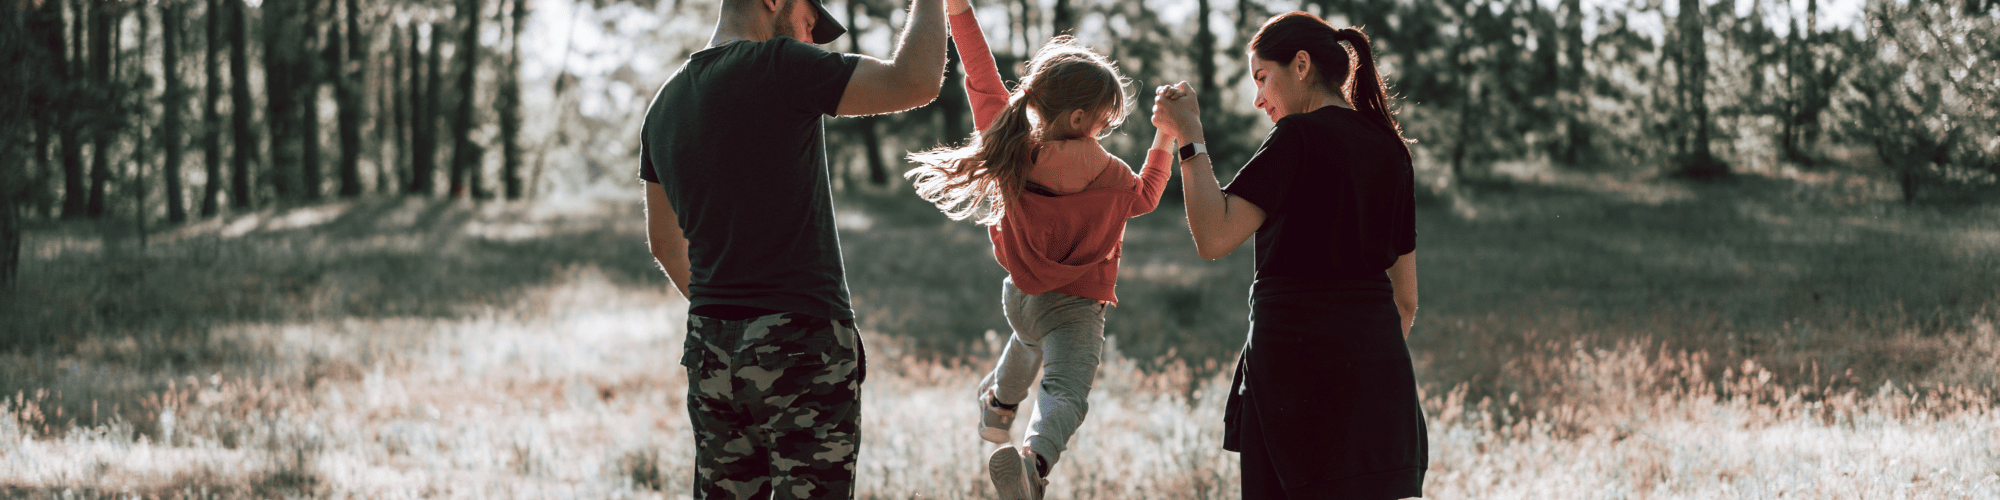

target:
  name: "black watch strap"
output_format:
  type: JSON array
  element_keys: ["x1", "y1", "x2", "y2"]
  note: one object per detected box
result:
[{"x1": 1177, "y1": 142, "x2": 1207, "y2": 162}]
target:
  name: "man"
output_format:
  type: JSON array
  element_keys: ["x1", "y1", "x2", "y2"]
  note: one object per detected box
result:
[{"x1": 639, "y1": 0, "x2": 946, "y2": 495}]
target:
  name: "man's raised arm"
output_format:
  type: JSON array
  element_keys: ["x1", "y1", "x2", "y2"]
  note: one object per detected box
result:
[{"x1": 835, "y1": 0, "x2": 947, "y2": 116}]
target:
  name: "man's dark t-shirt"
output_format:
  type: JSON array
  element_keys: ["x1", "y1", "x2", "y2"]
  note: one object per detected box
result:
[
  {"x1": 640, "y1": 37, "x2": 861, "y2": 321},
  {"x1": 1222, "y1": 105, "x2": 1416, "y2": 282}
]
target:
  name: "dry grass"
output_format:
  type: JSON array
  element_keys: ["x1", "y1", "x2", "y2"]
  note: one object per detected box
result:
[{"x1": 1, "y1": 175, "x2": 1997, "y2": 498}]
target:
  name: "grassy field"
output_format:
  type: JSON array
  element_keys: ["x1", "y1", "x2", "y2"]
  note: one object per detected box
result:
[{"x1": 1, "y1": 170, "x2": 1997, "y2": 498}]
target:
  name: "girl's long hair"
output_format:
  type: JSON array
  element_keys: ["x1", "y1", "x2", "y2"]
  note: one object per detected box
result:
[
  {"x1": 1250, "y1": 12, "x2": 1411, "y2": 152},
  {"x1": 905, "y1": 36, "x2": 1129, "y2": 226}
]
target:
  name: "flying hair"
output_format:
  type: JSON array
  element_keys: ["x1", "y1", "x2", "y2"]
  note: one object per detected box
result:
[{"x1": 905, "y1": 36, "x2": 1130, "y2": 225}]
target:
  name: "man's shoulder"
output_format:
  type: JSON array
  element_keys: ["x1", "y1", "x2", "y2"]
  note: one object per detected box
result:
[{"x1": 713, "y1": 36, "x2": 846, "y2": 62}]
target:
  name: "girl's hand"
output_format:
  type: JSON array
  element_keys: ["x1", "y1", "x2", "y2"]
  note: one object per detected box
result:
[
  {"x1": 1151, "y1": 82, "x2": 1203, "y2": 143},
  {"x1": 947, "y1": 0, "x2": 971, "y2": 15}
]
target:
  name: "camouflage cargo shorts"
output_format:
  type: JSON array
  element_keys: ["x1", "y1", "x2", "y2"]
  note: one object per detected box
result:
[{"x1": 682, "y1": 312, "x2": 866, "y2": 500}]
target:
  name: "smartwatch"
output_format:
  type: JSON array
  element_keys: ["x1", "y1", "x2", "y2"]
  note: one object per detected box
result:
[{"x1": 1177, "y1": 142, "x2": 1208, "y2": 163}]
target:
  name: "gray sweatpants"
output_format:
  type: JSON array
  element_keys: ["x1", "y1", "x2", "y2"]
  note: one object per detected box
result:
[{"x1": 980, "y1": 277, "x2": 1107, "y2": 470}]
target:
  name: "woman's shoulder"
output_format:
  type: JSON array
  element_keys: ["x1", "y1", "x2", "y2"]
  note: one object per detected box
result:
[
  {"x1": 1275, "y1": 105, "x2": 1359, "y2": 131},
  {"x1": 1273, "y1": 106, "x2": 1402, "y2": 149}
]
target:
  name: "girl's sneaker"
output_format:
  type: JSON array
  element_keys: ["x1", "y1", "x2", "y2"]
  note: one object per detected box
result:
[
  {"x1": 987, "y1": 445, "x2": 1047, "y2": 500},
  {"x1": 978, "y1": 387, "x2": 1017, "y2": 443}
]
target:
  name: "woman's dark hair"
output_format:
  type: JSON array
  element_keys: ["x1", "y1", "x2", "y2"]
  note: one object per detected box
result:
[{"x1": 1249, "y1": 12, "x2": 1410, "y2": 149}]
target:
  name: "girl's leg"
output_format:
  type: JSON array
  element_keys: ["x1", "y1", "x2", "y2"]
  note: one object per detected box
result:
[
  {"x1": 985, "y1": 278, "x2": 1045, "y2": 407},
  {"x1": 1021, "y1": 296, "x2": 1106, "y2": 472}
]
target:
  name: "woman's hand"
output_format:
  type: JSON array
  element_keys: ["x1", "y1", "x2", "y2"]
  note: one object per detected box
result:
[
  {"x1": 1151, "y1": 81, "x2": 1203, "y2": 143},
  {"x1": 947, "y1": 0, "x2": 971, "y2": 15}
]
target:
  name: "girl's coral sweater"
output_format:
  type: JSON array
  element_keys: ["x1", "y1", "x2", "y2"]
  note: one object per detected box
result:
[{"x1": 951, "y1": 11, "x2": 1172, "y2": 305}]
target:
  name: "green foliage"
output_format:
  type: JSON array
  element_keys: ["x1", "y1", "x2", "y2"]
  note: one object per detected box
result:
[
  {"x1": 810, "y1": 0, "x2": 1997, "y2": 196},
  {"x1": 1840, "y1": 0, "x2": 2000, "y2": 202}
]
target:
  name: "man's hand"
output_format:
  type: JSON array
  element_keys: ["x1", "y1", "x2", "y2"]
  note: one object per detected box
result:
[{"x1": 947, "y1": 0, "x2": 970, "y2": 16}]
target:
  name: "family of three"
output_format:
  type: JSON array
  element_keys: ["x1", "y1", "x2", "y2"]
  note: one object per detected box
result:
[{"x1": 638, "y1": 0, "x2": 1424, "y2": 496}]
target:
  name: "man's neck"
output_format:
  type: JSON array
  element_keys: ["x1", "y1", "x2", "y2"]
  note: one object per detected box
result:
[{"x1": 709, "y1": 18, "x2": 772, "y2": 48}]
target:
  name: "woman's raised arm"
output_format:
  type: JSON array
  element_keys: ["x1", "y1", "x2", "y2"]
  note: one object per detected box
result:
[{"x1": 1153, "y1": 83, "x2": 1265, "y2": 260}]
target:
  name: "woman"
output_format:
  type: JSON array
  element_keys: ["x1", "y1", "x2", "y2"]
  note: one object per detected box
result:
[{"x1": 1151, "y1": 11, "x2": 1426, "y2": 500}]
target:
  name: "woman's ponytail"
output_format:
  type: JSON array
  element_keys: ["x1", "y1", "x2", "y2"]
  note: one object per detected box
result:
[{"x1": 1335, "y1": 27, "x2": 1408, "y2": 152}]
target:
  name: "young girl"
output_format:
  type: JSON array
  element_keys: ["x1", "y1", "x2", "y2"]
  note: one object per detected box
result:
[{"x1": 905, "y1": 1, "x2": 1174, "y2": 498}]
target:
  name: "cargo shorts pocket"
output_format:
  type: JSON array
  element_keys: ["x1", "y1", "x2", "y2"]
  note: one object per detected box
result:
[
  {"x1": 679, "y1": 334, "x2": 703, "y2": 370},
  {"x1": 750, "y1": 337, "x2": 840, "y2": 372}
]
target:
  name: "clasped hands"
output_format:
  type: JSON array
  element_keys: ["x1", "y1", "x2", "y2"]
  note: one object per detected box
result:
[{"x1": 1152, "y1": 81, "x2": 1203, "y2": 146}]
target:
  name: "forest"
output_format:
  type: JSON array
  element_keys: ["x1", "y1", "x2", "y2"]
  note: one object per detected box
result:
[
  {"x1": 0, "y1": 0, "x2": 1996, "y2": 497},
  {"x1": 2, "y1": 0, "x2": 1997, "y2": 287}
]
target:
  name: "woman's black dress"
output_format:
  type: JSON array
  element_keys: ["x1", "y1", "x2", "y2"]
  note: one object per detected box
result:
[{"x1": 1219, "y1": 105, "x2": 1427, "y2": 499}]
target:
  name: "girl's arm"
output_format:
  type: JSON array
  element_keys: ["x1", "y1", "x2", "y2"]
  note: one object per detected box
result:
[
  {"x1": 1127, "y1": 129, "x2": 1175, "y2": 217},
  {"x1": 947, "y1": 6, "x2": 1008, "y2": 133}
]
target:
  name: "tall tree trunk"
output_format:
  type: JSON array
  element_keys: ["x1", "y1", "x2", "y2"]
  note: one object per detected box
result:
[
  {"x1": 37, "y1": 0, "x2": 81, "y2": 219},
  {"x1": 499, "y1": 0, "x2": 526, "y2": 199},
  {"x1": 1783, "y1": 15, "x2": 1800, "y2": 163},
  {"x1": 162, "y1": 1, "x2": 187, "y2": 223},
  {"x1": 25, "y1": 0, "x2": 61, "y2": 219},
  {"x1": 939, "y1": 39, "x2": 965, "y2": 145},
  {"x1": 336, "y1": 0, "x2": 364, "y2": 197},
  {"x1": 377, "y1": 25, "x2": 395, "y2": 194},
  {"x1": 1015, "y1": 0, "x2": 1032, "y2": 54},
  {"x1": 1531, "y1": 0, "x2": 1560, "y2": 97},
  {"x1": 228, "y1": 0, "x2": 255, "y2": 208},
  {"x1": 1800, "y1": 0, "x2": 1820, "y2": 150},
  {"x1": 1196, "y1": 0, "x2": 1217, "y2": 109},
  {"x1": 413, "y1": 21, "x2": 442, "y2": 195},
  {"x1": 449, "y1": 0, "x2": 482, "y2": 199},
  {"x1": 366, "y1": 1, "x2": 392, "y2": 194},
  {"x1": 1052, "y1": 0, "x2": 1072, "y2": 35},
  {"x1": 3, "y1": 2, "x2": 29, "y2": 287},
  {"x1": 389, "y1": 20, "x2": 409, "y2": 194},
  {"x1": 85, "y1": 0, "x2": 116, "y2": 218},
  {"x1": 265, "y1": 0, "x2": 299, "y2": 200},
  {"x1": 135, "y1": 5, "x2": 151, "y2": 248},
  {"x1": 1450, "y1": 21, "x2": 1474, "y2": 181},
  {"x1": 1561, "y1": 0, "x2": 1587, "y2": 165},
  {"x1": 202, "y1": 0, "x2": 222, "y2": 216},
  {"x1": 299, "y1": 5, "x2": 326, "y2": 200},
  {"x1": 1677, "y1": 0, "x2": 1721, "y2": 177}
]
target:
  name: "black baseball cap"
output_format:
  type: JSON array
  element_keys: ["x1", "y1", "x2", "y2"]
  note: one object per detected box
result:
[{"x1": 808, "y1": 0, "x2": 846, "y2": 44}]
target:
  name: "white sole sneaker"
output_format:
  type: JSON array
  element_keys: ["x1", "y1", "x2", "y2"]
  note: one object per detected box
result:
[
  {"x1": 980, "y1": 425, "x2": 1012, "y2": 444},
  {"x1": 988, "y1": 446, "x2": 1046, "y2": 500},
  {"x1": 978, "y1": 388, "x2": 1017, "y2": 444}
]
